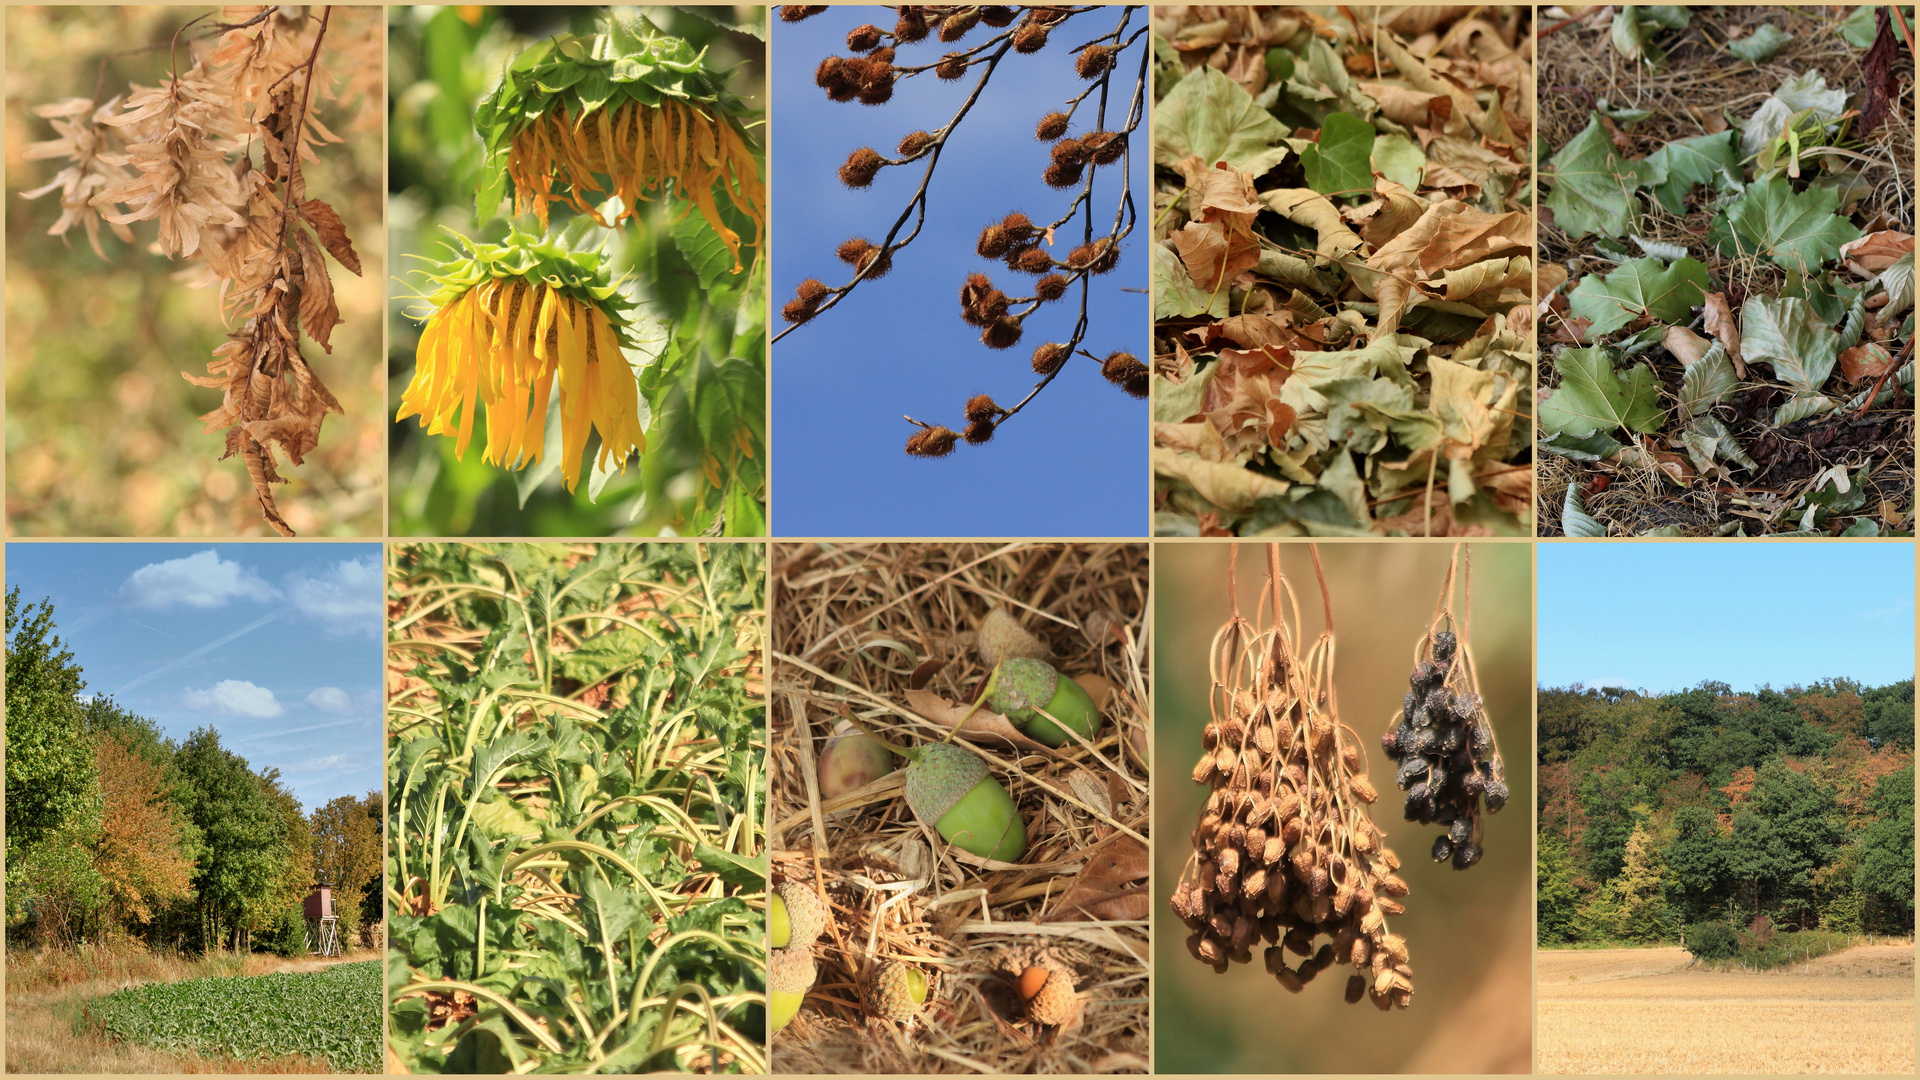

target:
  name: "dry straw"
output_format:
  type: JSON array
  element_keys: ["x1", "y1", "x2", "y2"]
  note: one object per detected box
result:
[
  {"x1": 1172, "y1": 544, "x2": 1415, "y2": 1010},
  {"x1": 770, "y1": 543, "x2": 1149, "y2": 1073}
]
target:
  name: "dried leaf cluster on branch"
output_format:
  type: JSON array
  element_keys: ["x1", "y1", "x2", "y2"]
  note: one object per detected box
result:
[
  {"x1": 23, "y1": 6, "x2": 376, "y2": 536},
  {"x1": 776, "y1": 5, "x2": 1148, "y2": 454},
  {"x1": 1151, "y1": 6, "x2": 1535, "y2": 537}
]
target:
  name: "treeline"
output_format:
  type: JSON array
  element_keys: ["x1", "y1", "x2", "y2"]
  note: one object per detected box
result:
[
  {"x1": 1538, "y1": 678, "x2": 1914, "y2": 945},
  {"x1": 5, "y1": 589, "x2": 382, "y2": 955}
]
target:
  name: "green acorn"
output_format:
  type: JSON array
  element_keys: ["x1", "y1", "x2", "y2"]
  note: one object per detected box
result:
[
  {"x1": 903, "y1": 741, "x2": 1027, "y2": 862},
  {"x1": 872, "y1": 961, "x2": 929, "y2": 1022},
  {"x1": 770, "y1": 881, "x2": 829, "y2": 950},
  {"x1": 989, "y1": 657, "x2": 1101, "y2": 748},
  {"x1": 769, "y1": 946, "x2": 816, "y2": 1035}
]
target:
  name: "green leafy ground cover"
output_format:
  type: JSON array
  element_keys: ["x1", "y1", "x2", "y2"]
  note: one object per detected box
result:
[
  {"x1": 1151, "y1": 7, "x2": 1534, "y2": 536},
  {"x1": 386, "y1": 543, "x2": 765, "y2": 1073},
  {"x1": 83, "y1": 960, "x2": 380, "y2": 1072},
  {"x1": 1538, "y1": 5, "x2": 1914, "y2": 535}
]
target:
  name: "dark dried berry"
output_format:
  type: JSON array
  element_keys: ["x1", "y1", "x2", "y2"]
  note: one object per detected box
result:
[
  {"x1": 1484, "y1": 780, "x2": 1509, "y2": 813},
  {"x1": 1433, "y1": 630, "x2": 1457, "y2": 663},
  {"x1": 1452, "y1": 842, "x2": 1482, "y2": 869},
  {"x1": 1431, "y1": 835, "x2": 1453, "y2": 862},
  {"x1": 1449, "y1": 818, "x2": 1471, "y2": 845}
]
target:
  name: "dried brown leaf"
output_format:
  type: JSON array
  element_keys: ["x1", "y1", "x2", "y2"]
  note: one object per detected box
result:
[{"x1": 300, "y1": 197, "x2": 363, "y2": 274}]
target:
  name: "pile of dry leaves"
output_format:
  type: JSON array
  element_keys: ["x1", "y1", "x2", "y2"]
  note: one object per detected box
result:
[{"x1": 1152, "y1": 5, "x2": 1535, "y2": 536}]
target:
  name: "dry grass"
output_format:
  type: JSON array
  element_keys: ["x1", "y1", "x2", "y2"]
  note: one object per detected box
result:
[
  {"x1": 6, "y1": 944, "x2": 376, "y2": 1074},
  {"x1": 1539, "y1": 4, "x2": 1916, "y2": 535},
  {"x1": 769, "y1": 543, "x2": 1149, "y2": 1074},
  {"x1": 1538, "y1": 944, "x2": 1917, "y2": 1074}
]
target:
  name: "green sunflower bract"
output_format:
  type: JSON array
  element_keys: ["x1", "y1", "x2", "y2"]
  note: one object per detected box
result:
[
  {"x1": 476, "y1": 19, "x2": 765, "y2": 273},
  {"x1": 397, "y1": 230, "x2": 647, "y2": 493}
]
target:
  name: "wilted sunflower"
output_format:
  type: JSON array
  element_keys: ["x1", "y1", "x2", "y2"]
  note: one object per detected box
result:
[
  {"x1": 475, "y1": 17, "x2": 765, "y2": 273},
  {"x1": 397, "y1": 230, "x2": 648, "y2": 493}
]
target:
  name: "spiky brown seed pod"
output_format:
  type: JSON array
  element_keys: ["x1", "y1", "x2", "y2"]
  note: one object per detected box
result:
[
  {"x1": 935, "y1": 53, "x2": 968, "y2": 79},
  {"x1": 906, "y1": 426, "x2": 959, "y2": 458},
  {"x1": 981, "y1": 5, "x2": 1017, "y2": 27},
  {"x1": 815, "y1": 56, "x2": 849, "y2": 90},
  {"x1": 1034, "y1": 274, "x2": 1070, "y2": 301},
  {"x1": 795, "y1": 279, "x2": 829, "y2": 304},
  {"x1": 1066, "y1": 241, "x2": 1099, "y2": 269},
  {"x1": 1031, "y1": 341, "x2": 1070, "y2": 374},
  {"x1": 964, "y1": 394, "x2": 1000, "y2": 423},
  {"x1": 1050, "y1": 137, "x2": 1089, "y2": 167},
  {"x1": 897, "y1": 130, "x2": 936, "y2": 156},
  {"x1": 1076, "y1": 44, "x2": 1114, "y2": 79},
  {"x1": 1101, "y1": 351, "x2": 1149, "y2": 399},
  {"x1": 1017, "y1": 965, "x2": 1079, "y2": 1026},
  {"x1": 857, "y1": 63, "x2": 895, "y2": 105},
  {"x1": 1014, "y1": 247, "x2": 1054, "y2": 274},
  {"x1": 963, "y1": 419, "x2": 995, "y2": 445},
  {"x1": 837, "y1": 236, "x2": 877, "y2": 266},
  {"x1": 1085, "y1": 130, "x2": 1126, "y2": 165},
  {"x1": 982, "y1": 316, "x2": 1024, "y2": 350},
  {"x1": 894, "y1": 7, "x2": 929, "y2": 42},
  {"x1": 781, "y1": 5, "x2": 827, "y2": 21},
  {"x1": 1042, "y1": 161, "x2": 1084, "y2": 189},
  {"x1": 839, "y1": 147, "x2": 884, "y2": 188},
  {"x1": 873, "y1": 961, "x2": 929, "y2": 1022},
  {"x1": 1035, "y1": 111, "x2": 1071, "y2": 140},
  {"x1": 870, "y1": 46, "x2": 896, "y2": 65},
  {"x1": 847, "y1": 23, "x2": 885, "y2": 51},
  {"x1": 977, "y1": 224, "x2": 1011, "y2": 259},
  {"x1": 780, "y1": 298, "x2": 818, "y2": 324},
  {"x1": 938, "y1": 8, "x2": 981, "y2": 41},
  {"x1": 1013, "y1": 21, "x2": 1050, "y2": 52},
  {"x1": 1001, "y1": 211, "x2": 1035, "y2": 240}
]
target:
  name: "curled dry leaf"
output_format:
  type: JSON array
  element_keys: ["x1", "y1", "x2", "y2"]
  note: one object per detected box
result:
[
  {"x1": 903, "y1": 688, "x2": 1052, "y2": 752},
  {"x1": 1049, "y1": 835, "x2": 1149, "y2": 922}
]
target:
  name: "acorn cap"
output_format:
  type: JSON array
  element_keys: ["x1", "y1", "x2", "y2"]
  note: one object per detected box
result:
[
  {"x1": 775, "y1": 882, "x2": 829, "y2": 947},
  {"x1": 1022, "y1": 964, "x2": 1079, "y2": 1026},
  {"x1": 903, "y1": 741, "x2": 989, "y2": 826},
  {"x1": 977, "y1": 606, "x2": 1049, "y2": 667},
  {"x1": 769, "y1": 945, "x2": 817, "y2": 993},
  {"x1": 989, "y1": 656, "x2": 1060, "y2": 715},
  {"x1": 873, "y1": 961, "x2": 929, "y2": 1022}
]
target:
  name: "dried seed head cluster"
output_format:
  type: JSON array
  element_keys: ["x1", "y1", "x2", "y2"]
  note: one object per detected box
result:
[
  {"x1": 1382, "y1": 625, "x2": 1508, "y2": 868},
  {"x1": 1171, "y1": 552, "x2": 1415, "y2": 1011},
  {"x1": 777, "y1": 5, "x2": 1147, "y2": 456}
]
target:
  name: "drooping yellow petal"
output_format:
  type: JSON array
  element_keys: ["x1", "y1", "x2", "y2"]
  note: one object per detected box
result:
[{"x1": 554, "y1": 295, "x2": 593, "y2": 492}]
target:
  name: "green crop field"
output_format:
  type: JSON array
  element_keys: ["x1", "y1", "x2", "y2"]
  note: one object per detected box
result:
[{"x1": 82, "y1": 960, "x2": 380, "y2": 1072}]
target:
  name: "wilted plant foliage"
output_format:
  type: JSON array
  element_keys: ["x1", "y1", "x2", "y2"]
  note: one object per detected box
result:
[
  {"x1": 1152, "y1": 6, "x2": 1535, "y2": 536},
  {"x1": 386, "y1": 543, "x2": 766, "y2": 1073},
  {"x1": 1171, "y1": 545, "x2": 1415, "y2": 1010},
  {"x1": 776, "y1": 4, "x2": 1149, "y2": 453},
  {"x1": 1538, "y1": 4, "x2": 1914, "y2": 536},
  {"x1": 21, "y1": 6, "x2": 379, "y2": 536}
]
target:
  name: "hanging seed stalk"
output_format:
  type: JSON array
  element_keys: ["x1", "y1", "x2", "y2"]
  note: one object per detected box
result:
[{"x1": 1171, "y1": 544, "x2": 1415, "y2": 1010}]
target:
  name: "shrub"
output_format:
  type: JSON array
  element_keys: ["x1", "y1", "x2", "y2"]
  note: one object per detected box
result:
[
  {"x1": 1686, "y1": 920, "x2": 1739, "y2": 960},
  {"x1": 264, "y1": 907, "x2": 307, "y2": 959}
]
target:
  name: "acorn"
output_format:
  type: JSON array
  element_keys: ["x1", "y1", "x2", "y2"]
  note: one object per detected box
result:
[
  {"x1": 873, "y1": 961, "x2": 929, "y2": 1022},
  {"x1": 817, "y1": 726, "x2": 896, "y2": 801},
  {"x1": 769, "y1": 946, "x2": 816, "y2": 1035},
  {"x1": 903, "y1": 741, "x2": 1027, "y2": 861},
  {"x1": 770, "y1": 881, "x2": 829, "y2": 949},
  {"x1": 989, "y1": 657, "x2": 1101, "y2": 748},
  {"x1": 1016, "y1": 963, "x2": 1080, "y2": 1026}
]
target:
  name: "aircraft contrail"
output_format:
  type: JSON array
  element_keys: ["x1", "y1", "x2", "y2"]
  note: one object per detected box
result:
[{"x1": 115, "y1": 609, "x2": 285, "y2": 694}]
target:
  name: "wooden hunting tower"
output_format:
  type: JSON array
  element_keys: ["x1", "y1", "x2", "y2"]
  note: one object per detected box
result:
[{"x1": 303, "y1": 881, "x2": 341, "y2": 957}]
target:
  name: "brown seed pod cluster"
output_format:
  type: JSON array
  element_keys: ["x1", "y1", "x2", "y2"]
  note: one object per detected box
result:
[
  {"x1": 839, "y1": 146, "x2": 884, "y2": 188},
  {"x1": 906, "y1": 424, "x2": 960, "y2": 458},
  {"x1": 1171, "y1": 549, "x2": 1415, "y2": 1011},
  {"x1": 1383, "y1": 624, "x2": 1508, "y2": 869},
  {"x1": 1030, "y1": 341, "x2": 1069, "y2": 375},
  {"x1": 1101, "y1": 351, "x2": 1148, "y2": 399},
  {"x1": 781, "y1": 278, "x2": 831, "y2": 325}
]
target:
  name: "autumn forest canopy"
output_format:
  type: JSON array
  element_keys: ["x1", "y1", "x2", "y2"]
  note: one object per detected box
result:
[
  {"x1": 4, "y1": 588, "x2": 382, "y2": 956},
  {"x1": 1538, "y1": 677, "x2": 1914, "y2": 947}
]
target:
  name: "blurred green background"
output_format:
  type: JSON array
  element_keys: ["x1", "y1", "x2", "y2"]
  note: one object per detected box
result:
[
  {"x1": 1154, "y1": 541, "x2": 1534, "y2": 1074},
  {"x1": 6, "y1": 5, "x2": 384, "y2": 536},
  {"x1": 388, "y1": 5, "x2": 767, "y2": 537}
]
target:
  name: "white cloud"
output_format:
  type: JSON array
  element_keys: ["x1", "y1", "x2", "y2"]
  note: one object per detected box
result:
[
  {"x1": 121, "y1": 550, "x2": 276, "y2": 609},
  {"x1": 286, "y1": 754, "x2": 351, "y2": 772},
  {"x1": 305, "y1": 686, "x2": 353, "y2": 714},
  {"x1": 286, "y1": 557, "x2": 380, "y2": 637},
  {"x1": 183, "y1": 679, "x2": 283, "y2": 717}
]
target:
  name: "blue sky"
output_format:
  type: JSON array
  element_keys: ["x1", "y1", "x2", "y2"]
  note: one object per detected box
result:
[
  {"x1": 770, "y1": 7, "x2": 1148, "y2": 537},
  {"x1": 6, "y1": 543, "x2": 382, "y2": 811},
  {"x1": 1538, "y1": 542, "x2": 1915, "y2": 692}
]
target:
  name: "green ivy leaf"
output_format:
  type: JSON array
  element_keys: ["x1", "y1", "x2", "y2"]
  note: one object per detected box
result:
[
  {"x1": 1567, "y1": 257, "x2": 1710, "y2": 337},
  {"x1": 1542, "y1": 347, "x2": 1666, "y2": 437},
  {"x1": 1710, "y1": 176, "x2": 1863, "y2": 268},
  {"x1": 1546, "y1": 116, "x2": 1643, "y2": 240},
  {"x1": 1301, "y1": 112, "x2": 1376, "y2": 198},
  {"x1": 1740, "y1": 294, "x2": 1842, "y2": 394}
]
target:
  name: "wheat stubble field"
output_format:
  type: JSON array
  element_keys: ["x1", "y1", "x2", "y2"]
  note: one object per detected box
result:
[{"x1": 1538, "y1": 945, "x2": 1915, "y2": 1074}]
